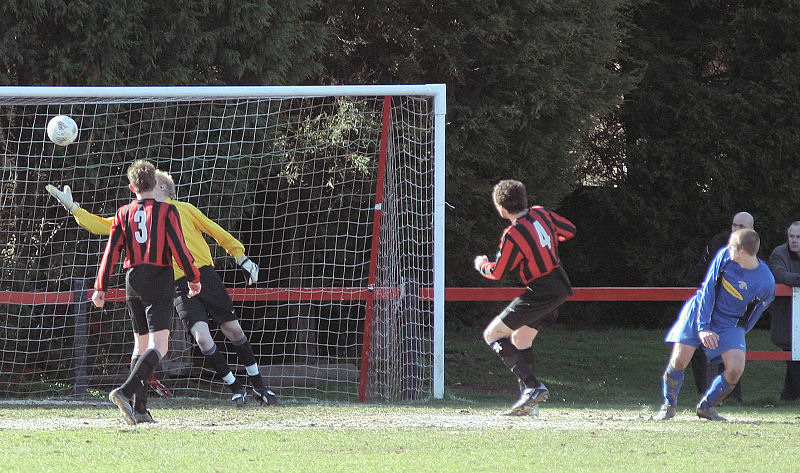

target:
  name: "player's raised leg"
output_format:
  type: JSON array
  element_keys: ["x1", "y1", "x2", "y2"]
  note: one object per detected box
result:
[{"x1": 484, "y1": 317, "x2": 547, "y2": 416}]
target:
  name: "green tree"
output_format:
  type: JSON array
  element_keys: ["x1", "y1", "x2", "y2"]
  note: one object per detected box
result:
[
  {"x1": 0, "y1": 0, "x2": 326, "y2": 85},
  {"x1": 0, "y1": 0, "x2": 329, "y2": 292},
  {"x1": 314, "y1": 0, "x2": 638, "y2": 289},
  {"x1": 587, "y1": 1, "x2": 800, "y2": 287}
]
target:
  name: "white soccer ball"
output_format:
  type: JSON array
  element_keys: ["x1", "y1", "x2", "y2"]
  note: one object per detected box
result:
[{"x1": 46, "y1": 115, "x2": 79, "y2": 146}]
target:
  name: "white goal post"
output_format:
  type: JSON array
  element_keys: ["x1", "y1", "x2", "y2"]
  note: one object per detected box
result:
[{"x1": 0, "y1": 84, "x2": 445, "y2": 402}]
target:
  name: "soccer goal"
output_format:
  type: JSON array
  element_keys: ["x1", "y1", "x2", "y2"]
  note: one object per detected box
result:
[{"x1": 0, "y1": 85, "x2": 445, "y2": 402}]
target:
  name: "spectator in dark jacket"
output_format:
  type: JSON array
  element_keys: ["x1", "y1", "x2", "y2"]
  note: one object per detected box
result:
[{"x1": 768, "y1": 221, "x2": 800, "y2": 401}]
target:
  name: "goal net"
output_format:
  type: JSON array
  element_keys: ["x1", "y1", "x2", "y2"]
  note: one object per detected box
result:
[{"x1": 0, "y1": 85, "x2": 445, "y2": 403}]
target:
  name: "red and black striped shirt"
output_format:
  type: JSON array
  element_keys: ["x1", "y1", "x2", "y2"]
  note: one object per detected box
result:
[
  {"x1": 95, "y1": 199, "x2": 200, "y2": 291},
  {"x1": 478, "y1": 206, "x2": 576, "y2": 285}
]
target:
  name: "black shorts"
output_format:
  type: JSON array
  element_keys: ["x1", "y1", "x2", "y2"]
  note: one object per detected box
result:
[
  {"x1": 125, "y1": 265, "x2": 175, "y2": 335},
  {"x1": 173, "y1": 265, "x2": 237, "y2": 330},
  {"x1": 499, "y1": 267, "x2": 572, "y2": 331}
]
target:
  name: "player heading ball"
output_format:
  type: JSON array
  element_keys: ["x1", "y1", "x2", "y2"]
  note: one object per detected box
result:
[{"x1": 92, "y1": 160, "x2": 201, "y2": 425}]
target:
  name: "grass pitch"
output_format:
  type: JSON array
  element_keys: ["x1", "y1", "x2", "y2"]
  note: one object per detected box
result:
[
  {"x1": 2, "y1": 328, "x2": 799, "y2": 472},
  {"x1": 2, "y1": 402, "x2": 800, "y2": 473}
]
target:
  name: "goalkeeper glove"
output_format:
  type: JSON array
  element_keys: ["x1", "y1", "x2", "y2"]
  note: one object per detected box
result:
[
  {"x1": 236, "y1": 255, "x2": 259, "y2": 285},
  {"x1": 45, "y1": 184, "x2": 79, "y2": 213}
]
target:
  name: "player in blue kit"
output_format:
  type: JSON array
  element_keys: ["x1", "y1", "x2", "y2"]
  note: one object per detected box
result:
[{"x1": 656, "y1": 228, "x2": 775, "y2": 421}]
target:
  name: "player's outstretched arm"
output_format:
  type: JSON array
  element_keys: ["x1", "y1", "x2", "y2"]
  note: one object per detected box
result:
[
  {"x1": 46, "y1": 183, "x2": 113, "y2": 235},
  {"x1": 45, "y1": 184, "x2": 78, "y2": 213},
  {"x1": 236, "y1": 255, "x2": 259, "y2": 285}
]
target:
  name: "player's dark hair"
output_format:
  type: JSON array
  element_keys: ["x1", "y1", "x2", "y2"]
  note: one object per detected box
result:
[
  {"x1": 732, "y1": 228, "x2": 760, "y2": 256},
  {"x1": 127, "y1": 160, "x2": 156, "y2": 193},
  {"x1": 492, "y1": 179, "x2": 528, "y2": 214}
]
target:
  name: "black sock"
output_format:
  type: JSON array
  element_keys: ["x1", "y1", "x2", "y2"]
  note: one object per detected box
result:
[
  {"x1": 231, "y1": 337, "x2": 257, "y2": 366},
  {"x1": 120, "y1": 349, "x2": 161, "y2": 398},
  {"x1": 202, "y1": 345, "x2": 244, "y2": 393},
  {"x1": 490, "y1": 338, "x2": 539, "y2": 389},
  {"x1": 130, "y1": 355, "x2": 148, "y2": 413},
  {"x1": 518, "y1": 347, "x2": 537, "y2": 385},
  {"x1": 129, "y1": 355, "x2": 140, "y2": 378},
  {"x1": 232, "y1": 337, "x2": 265, "y2": 390}
]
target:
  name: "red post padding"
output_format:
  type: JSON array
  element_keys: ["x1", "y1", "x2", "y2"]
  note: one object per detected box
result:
[
  {"x1": 746, "y1": 351, "x2": 792, "y2": 361},
  {"x1": 0, "y1": 292, "x2": 74, "y2": 304}
]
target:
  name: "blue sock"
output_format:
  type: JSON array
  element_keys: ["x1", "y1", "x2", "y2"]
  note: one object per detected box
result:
[
  {"x1": 662, "y1": 365, "x2": 684, "y2": 406},
  {"x1": 699, "y1": 373, "x2": 733, "y2": 408}
]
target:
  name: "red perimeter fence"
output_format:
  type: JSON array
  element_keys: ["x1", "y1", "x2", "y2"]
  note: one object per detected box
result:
[
  {"x1": 432, "y1": 285, "x2": 793, "y2": 361},
  {"x1": 0, "y1": 285, "x2": 793, "y2": 361}
]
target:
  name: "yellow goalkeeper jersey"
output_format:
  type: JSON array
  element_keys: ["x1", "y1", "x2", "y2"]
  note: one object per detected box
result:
[{"x1": 73, "y1": 198, "x2": 245, "y2": 280}]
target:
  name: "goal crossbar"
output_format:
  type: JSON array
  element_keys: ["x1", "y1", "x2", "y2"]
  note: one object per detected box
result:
[{"x1": 0, "y1": 85, "x2": 447, "y2": 103}]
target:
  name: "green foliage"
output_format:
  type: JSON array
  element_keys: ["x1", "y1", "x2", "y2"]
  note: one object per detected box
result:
[
  {"x1": 272, "y1": 97, "x2": 379, "y2": 189},
  {"x1": 586, "y1": 1, "x2": 800, "y2": 285},
  {"x1": 314, "y1": 1, "x2": 638, "y2": 288},
  {"x1": 4, "y1": 0, "x2": 800, "y2": 331},
  {"x1": 0, "y1": 0, "x2": 327, "y2": 85}
]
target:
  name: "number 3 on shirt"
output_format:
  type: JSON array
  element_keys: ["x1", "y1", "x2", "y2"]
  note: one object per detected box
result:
[
  {"x1": 533, "y1": 221, "x2": 552, "y2": 250},
  {"x1": 133, "y1": 209, "x2": 148, "y2": 243}
]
